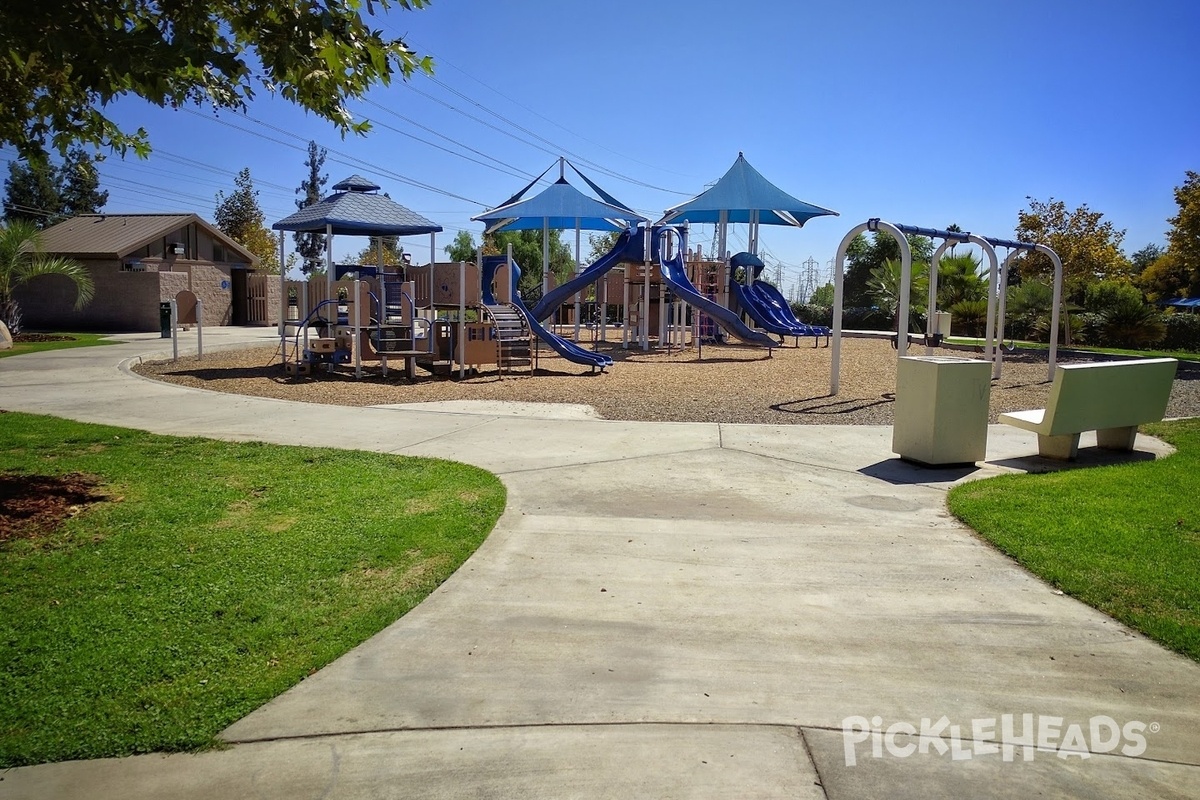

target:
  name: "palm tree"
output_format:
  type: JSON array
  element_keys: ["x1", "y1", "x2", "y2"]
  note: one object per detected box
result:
[
  {"x1": 1005, "y1": 280, "x2": 1053, "y2": 341},
  {"x1": 1006, "y1": 280, "x2": 1080, "y2": 344},
  {"x1": 936, "y1": 252, "x2": 986, "y2": 307},
  {"x1": 0, "y1": 219, "x2": 94, "y2": 335},
  {"x1": 867, "y1": 258, "x2": 928, "y2": 331},
  {"x1": 1099, "y1": 293, "x2": 1167, "y2": 348},
  {"x1": 948, "y1": 298, "x2": 990, "y2": 337}
]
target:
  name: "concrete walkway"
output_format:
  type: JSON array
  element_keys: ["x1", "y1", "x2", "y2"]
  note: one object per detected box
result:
[{"x1": 2, "y1": 330, "x2": 1198, "y2": 799}]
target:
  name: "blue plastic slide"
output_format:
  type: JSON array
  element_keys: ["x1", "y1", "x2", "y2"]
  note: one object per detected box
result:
[
  {"x1": 659, "y1": 253, "x2": 777, "y2": 348},
  {"x1": 482, "y1": 255, "x2": 612, "y2": 369},
  {"x1": 732, "y1": 280, "x2": 830, "y2": 340},
  {"x1": 530, "y1": 229, "x2": 634, "y2": 321}
]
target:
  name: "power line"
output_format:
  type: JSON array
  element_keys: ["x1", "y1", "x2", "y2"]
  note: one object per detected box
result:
[
  {"x1": 358, "y1": 98, "x2": 536, "y2": 182},
  {"x1": 400, "y1": 33, "x2": 701, "y2": 182},
  {"x1": 181, "y1": 108, "x2": 488, "y2": 207},
  {"x1": 400, "y1": 81, "x2": 689, "y2": 197}
]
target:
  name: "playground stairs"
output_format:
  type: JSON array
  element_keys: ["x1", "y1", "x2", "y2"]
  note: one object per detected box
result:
[
  {"x1": 382, "y1": 273, "x2": 407, "y2": 324},
  {"x1": 371, "y1": 325, "x2": 416, "y2": 353},
  {"x1": 482, "y1": 304, "x2": 533, "y2": 378}
]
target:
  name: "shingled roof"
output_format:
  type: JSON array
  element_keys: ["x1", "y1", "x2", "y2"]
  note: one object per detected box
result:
[
  {"x1": 273, "y1": 175, "x2": 442, "y2": 236},
  {"x1": 36, "y1": 213, "x2": 258, "y2": 263}
]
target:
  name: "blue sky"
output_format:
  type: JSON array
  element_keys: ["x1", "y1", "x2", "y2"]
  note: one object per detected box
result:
[{"x1": 12, "y1": 0, "x2": 1199, "y2": 297}]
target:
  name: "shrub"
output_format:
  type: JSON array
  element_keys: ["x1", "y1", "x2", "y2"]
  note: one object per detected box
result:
[
  {"x1": 791, "y1": 303, "x2": 832, "y2": 327},
  {"x1": 1162, "y1": 313, "x2": 1200, "y2": 352},
  {"x1": 1097, "y1": 295, "x2": 1167, "y2": 348},
  {"x1": 1083, "y1": 280, "x2": 1143, "y2": 315},
  {"x1": 1075, "y1": 312, "x2": 1105, "y2": 346},
  {"x1": 948, "y1": 299, "x2": 990, "y2": 337}
]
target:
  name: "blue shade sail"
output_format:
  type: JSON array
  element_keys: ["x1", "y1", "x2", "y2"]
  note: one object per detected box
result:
[{"x1": 660, "y1": 153, "x2": 837, "y2": 227}]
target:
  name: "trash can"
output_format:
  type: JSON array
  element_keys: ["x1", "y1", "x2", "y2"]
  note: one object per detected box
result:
[
  {"x1": 159, "y1": 302, "x2": 173, "y2": 338},
  {"x1": 892, "y1": 356, "x2": 991, "y2": 465}
]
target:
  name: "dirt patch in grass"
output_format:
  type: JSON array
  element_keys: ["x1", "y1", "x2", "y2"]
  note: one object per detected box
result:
[
  {"x1": 0, "y1": 472, "x2": 107, "y2": 545},
  {"x1": 13, "y1": 334, "x2": 76, "y2": 343}
]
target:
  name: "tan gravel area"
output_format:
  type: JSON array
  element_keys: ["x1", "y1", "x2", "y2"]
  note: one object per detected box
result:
[{"x1": 131, "y1": 336, "x2": 1200, "y2": 426}]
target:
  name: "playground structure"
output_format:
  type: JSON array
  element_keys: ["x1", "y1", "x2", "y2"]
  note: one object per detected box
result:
[
  {"x1": 271, "y1": 158, "x2": 843, "y2": 381},
  {"x1": 281, "y1": 258, "x2": 532, "y2": 379},
  {"x1": 830, "y1": 218, "x2": 1064, "y2": 394},
  {"x1": 527, "y1": 223, "x2": 837, "y2": 356},
  {"x1": 277, "y1": 219, "x2": 846, "y2": 380}
]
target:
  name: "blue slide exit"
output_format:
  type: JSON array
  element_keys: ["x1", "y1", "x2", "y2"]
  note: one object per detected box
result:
[
  {"x1": 658, "y1": 253, "x2": 777, "y2": 349},
  {"x1": 732, "y1": 280, "x2": 830, "y2": 341},
  {"x1": 482, "y1": 255, "x2": 612, "y2": 369}
]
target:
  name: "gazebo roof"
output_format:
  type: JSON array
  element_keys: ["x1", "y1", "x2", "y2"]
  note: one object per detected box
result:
[{"x1": 272, "y1": 175, "x2": 442, "y2": 236}]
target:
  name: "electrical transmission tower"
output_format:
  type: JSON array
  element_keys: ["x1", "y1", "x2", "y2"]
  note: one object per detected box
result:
[{"x1": 800, "y1": 256, "x2": 820, "y2": 302}]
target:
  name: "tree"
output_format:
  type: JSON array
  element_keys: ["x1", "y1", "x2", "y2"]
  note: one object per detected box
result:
[
  {"x1": 445, "y1": 230, "x2": 478, "y2": 263},
  {"x1": 948, "y1": 299, "x2": 990, "y2": 337},
  {"x1": 936, "y1": 252, "x2": 986, "y2": 308},
  {"x1": 486, "y1": 230, "x2": 573, "y2": 301},
  {"x1": 293, "y1": 141, "x2": 328, "y2": 276},
  {"x1": 867, "y1": 257, "x2": 928, "y2": 332},
  {"x1": 1076, "y1": 279, "x2": 1165, "y2": 349},
  {"x1": 58, "y1": 148, "x2": 108, "y2": 218},
  {"x1": 3, "y1": 160, "x2": 59, "y2": 226},
  {"x1": 215, "y1": 168, "x2": 280, "y2": 274},
  {"x1": 2, "y1": 148, "x2": 106, "y2": 227},
  {"x1": 1, "y1": 1, "x2": 434, "y2": 161},
  {"x1": 1005, "y1": 280, "x2": 1052, "y2": 342},
  {"x1": 809, "y1": 282, "x2": 834, "y2": 307},
  {"x1": 843, "y1": 232, "x2": 932, "y2": 307},
  {"x1": 1130, "y1": 243, "x2": 1165, "y2": 274},
  {"x1": 354, "y1": 236, "x2": 403, "y2": 266},
  {"x1": 0, "y1": 218, "x2": 94, "y2": 334},
  {"x1": 1004, "y1": 280, "x2": 1079, "y2": 343},
  {"x1": 1139, "y1": 251, "x2": 1191, "y2": 302},
  {"x1": 1098, "y1": 294, "x2": 1166, "y2": 348},
  {"x1": 1135, "y1": 173, "x2": 1200, "y2": 301},
  {"x1": 1014, "y1": 197, "x2": 1131, "y2": 300},
  {"x1": 1165, "y1": 171, "x2": 1200, "y2": 295},
  {"x1": 587, "y1": 231, "x2": 620, "y2": 263}
]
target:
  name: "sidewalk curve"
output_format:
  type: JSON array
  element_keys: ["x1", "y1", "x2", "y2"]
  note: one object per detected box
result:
[{"x1": 2, "y1": 330, "x2": 1198, "y2": 799}]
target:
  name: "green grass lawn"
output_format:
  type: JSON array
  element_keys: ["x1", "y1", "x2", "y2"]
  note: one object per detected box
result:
[
  {"x1": 0, "y1": 412, "x2": 505, "y2": 767},
  {"x1": 948, "y1": 418, "x2": 1200, "y2": 662},
  {"x1": 945, "y1": 336, "x2": 1199, "y2": 361},
  {"x1": 0, "y1": 332, "x2": 118, "y2": 359}
]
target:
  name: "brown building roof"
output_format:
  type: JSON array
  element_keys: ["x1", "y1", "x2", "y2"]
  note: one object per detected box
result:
[{"x1": 36, "y1": 213, "x2": 259, "y2": 263}]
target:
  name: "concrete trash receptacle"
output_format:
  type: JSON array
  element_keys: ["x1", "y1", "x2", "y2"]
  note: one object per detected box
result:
[{"x1": 892, "y1": 356, "x2": 991, "y2": 466}]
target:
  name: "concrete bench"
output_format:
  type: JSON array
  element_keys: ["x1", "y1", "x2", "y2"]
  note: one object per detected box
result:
[{"x1": 998, "y1": 358, "x2": 1178, "y2": 460}]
